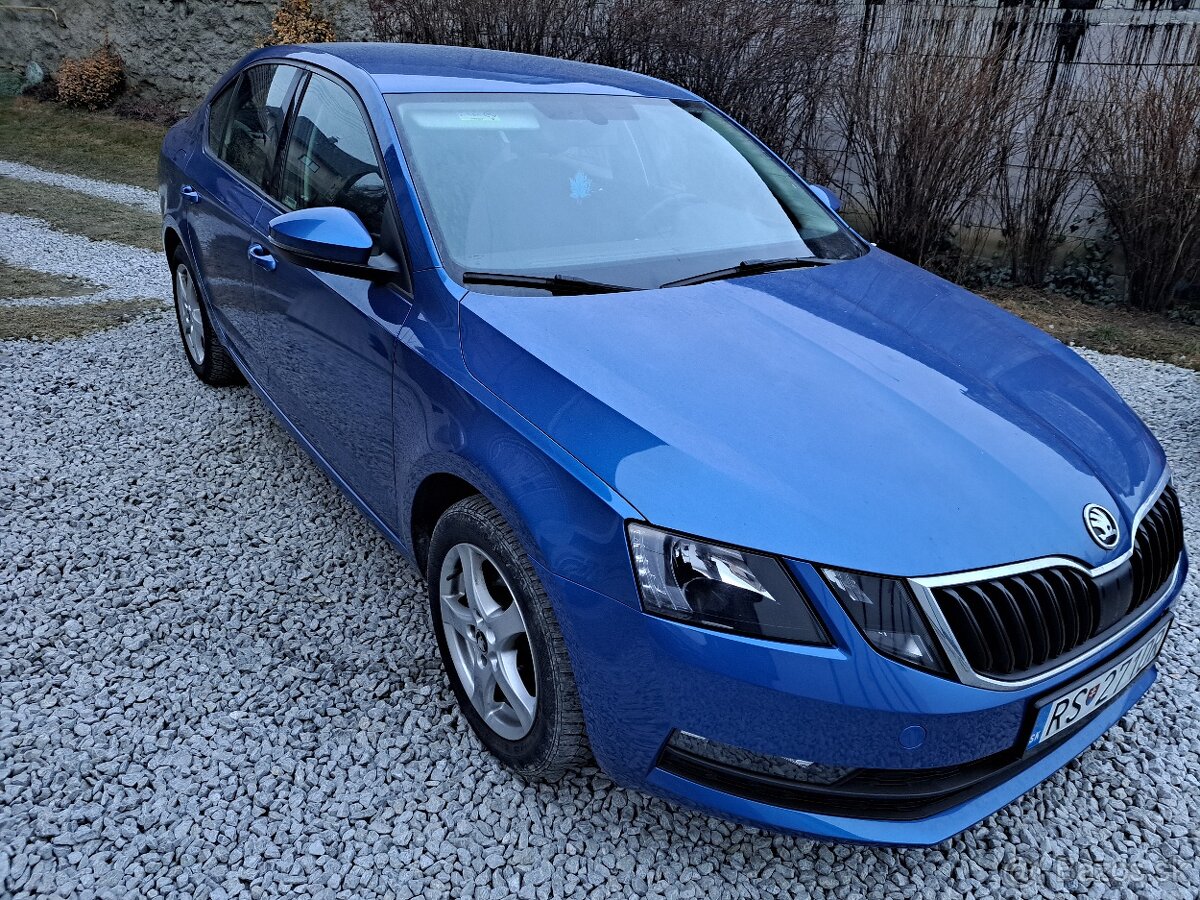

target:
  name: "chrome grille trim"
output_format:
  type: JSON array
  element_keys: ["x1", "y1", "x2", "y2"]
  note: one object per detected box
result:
[{"x1": 908, "y1": 471, "x2": 1183, "y2": 691}]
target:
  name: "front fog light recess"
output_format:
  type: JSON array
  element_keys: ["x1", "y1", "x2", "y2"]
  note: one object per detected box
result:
[
  {"x1": 628, "y1": 523, "x2": 828, "y2": 644},
  {"x1": 668, "y1": 731, "x2": 855, "y2": 786},
  {"x1": 822, "y1": 568, "x2": 947, "y2": 674}
]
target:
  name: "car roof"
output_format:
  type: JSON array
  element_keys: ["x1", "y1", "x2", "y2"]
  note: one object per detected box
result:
[{"x1": 272, "y1": 43, "x2": 700, "y2": 100}]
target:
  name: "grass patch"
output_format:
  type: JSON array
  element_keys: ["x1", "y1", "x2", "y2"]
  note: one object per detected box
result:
[
  {"x1": 0, "y1": 176, "x2": 161, "y2": 250},
  {"x1": 0, "y1": 97, "x2": 166, "y2": 190},
  {"x1": 0, "y1": 299, "x2": 163, "y2": 342},
  {"x1": 983, "y1": 285, "x2": 1200, "y2": 372},
  {"x1": 0, "y1": 261, "x2": 99, "y2": 300}
]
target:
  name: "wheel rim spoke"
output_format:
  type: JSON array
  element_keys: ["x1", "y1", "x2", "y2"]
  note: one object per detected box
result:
[
  {"x1": 470, "y1": 657, "x2": 499, "y2": 716},
  {"x1": 461, "y1": 545, "x2": 496, "y2": 617},
  {"x1": 486, "y1": 603, "x2": 525, "y2": 650},
  {"x1": 492, "y1": 652, "x2": 536, "y2": 730},
  {"x1": 439, "y1": 592, "x2": 475, "y2": 641},
  {"x1": 175, "y1": 266, "x2": 205, "y2": 365}
]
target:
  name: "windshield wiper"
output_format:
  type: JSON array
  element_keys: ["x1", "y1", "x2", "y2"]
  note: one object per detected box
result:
[
  {"x1": 463, "y1": 271, "x2": 636, "y2": 295},
  {"x1": 661, "y1": 256, "x2": 839, "y2": 289}
]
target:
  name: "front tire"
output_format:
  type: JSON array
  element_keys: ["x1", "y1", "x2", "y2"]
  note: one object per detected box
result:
[
  {"x1": 170, "y1": 245, "x2": 242, "y2": 386},
  {"x1": 427, "y1": 495, "x2": 590, "y2": 780}
]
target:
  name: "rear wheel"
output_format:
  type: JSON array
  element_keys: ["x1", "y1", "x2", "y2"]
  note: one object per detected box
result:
[
  {"x1": 170, "y1": 245, "x2": 242, "y2": 386},
  {"x1": 427, "y1": 495, "x2": 590, "y2": 779}
]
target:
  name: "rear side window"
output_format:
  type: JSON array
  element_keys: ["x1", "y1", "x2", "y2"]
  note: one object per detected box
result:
[
  {"x1": 277, "y1": 73, "x2": 387, "y2": 240},
  {"x1": 206, "y1": 83, "x2": 236, "y2": 157},
  {"x1": 207, "y1": 64, "x2": 298, "y2": 190}
]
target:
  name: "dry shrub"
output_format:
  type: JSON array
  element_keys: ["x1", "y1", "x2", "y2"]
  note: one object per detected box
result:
[
  {"x1": 366, "y1": 0, "x2": 848, "y2": 164},
  {"x1": 22, "y1": 77, "x2": 57, "y2": 103},
  {"x1": 262, "y1": 0, "x2": 337, "y2": 46},
  {"x1": 996, "y1": 78, "x2": 1088, "y2": 286},
  {"x1": 832, "y1": 9, "x2": 1025, "y2": 268},
  {"x1": 1081, "y1": 41, "x2": 1200, "y2": 311},
  {"x1": 113, "y1": 92, "x2": 185, "y2": 126},
  {"x1": 368, "y1": 0, "x2": 601, "y2": 58},
  {"x1": 56, "y1": 43, "x2": 124, "y2": 110},
  {"x1": 362, "y1": 0, "x2": 1200, "y2": 301},
  {"x1": 597, "y1": 0, "x2": 848, "y2": 166}
]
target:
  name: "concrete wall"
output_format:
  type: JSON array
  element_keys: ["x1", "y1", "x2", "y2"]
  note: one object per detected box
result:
[
  {"x1": 0, "y1": 0, "x2": 370, "y2": 105},
  {"x1": 817, "y1": 1, "x2": 1200, "y2": 268}
]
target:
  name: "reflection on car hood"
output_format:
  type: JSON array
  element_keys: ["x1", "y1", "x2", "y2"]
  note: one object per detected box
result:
[{"x1": 460, "y1": 249, "x2": 1165, "y2": 576}]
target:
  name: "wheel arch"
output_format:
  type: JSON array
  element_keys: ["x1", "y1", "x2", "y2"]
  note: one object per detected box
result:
[
  {"x1": 163, "y1": 224, "x2": 183, "y2": 261},
  {"x1": 401, "y1": 441, "x2": 639, "y2": 607},
  {"x1": 410, "y1": 471, "x2": 482, "y2": 576}
]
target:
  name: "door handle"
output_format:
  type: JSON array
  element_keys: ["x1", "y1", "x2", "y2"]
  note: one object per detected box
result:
[
  {"x1": 247, "y1": 243, "x2": 276, "y2": 272},
  {"x1": 180, "y1": 185, "x2": 201, "y2": 204}
]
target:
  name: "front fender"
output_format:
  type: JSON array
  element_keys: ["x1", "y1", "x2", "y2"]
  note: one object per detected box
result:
[
  {"x1": 397, "y1": 396, "x2": 642, "y2": 608},
  {"x1": 394, "y1": 269, "x2": 642, "y2": 607}
]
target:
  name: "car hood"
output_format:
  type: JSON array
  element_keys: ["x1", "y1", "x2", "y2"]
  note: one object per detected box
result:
[{"x1": 459, "y1": 249, "x2": 1166, "y2": 576}]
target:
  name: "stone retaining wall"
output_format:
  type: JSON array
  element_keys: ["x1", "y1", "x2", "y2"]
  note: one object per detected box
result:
[{"x1": 1, "y1": 0, "x2": 370, "y2": 105}]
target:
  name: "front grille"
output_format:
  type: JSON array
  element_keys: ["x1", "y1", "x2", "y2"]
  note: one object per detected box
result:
[
  {"x1": 932, "y1": 485, "x2": 1183, "y2": 679},
  {"x1": 1131, "y1": 484, "x2": 1185, "y2": 612}
]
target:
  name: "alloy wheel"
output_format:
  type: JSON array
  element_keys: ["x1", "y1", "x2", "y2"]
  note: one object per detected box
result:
[
  {"x1": 174, "y1": 264, "x2": 206, "y2": 366},
  {"x1": 438, "y1": 542, "x2": 538, "y2": 740}
]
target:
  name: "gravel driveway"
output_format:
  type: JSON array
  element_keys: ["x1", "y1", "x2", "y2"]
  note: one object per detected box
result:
[{"x1": 1, "y1": 171, "x2": 1198, "y2": 898}]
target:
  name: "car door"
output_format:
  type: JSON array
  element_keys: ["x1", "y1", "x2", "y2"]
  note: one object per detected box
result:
[
  {"x1": 184, "y1": 62, "x2": 300, "y2": 376},
  {"x1": 250, "y1": 70, "x2": 413, "y2": 526}
]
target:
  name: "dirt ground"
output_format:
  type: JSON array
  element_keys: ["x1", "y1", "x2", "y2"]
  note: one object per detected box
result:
[
  {"x1": 0, "y1": 176, "x2": 161, "y2": 250},
  {"x1": 0, "y1": 300, "x2": 164, "y2": 342},
  {"x1": 0, "y1": 261, "x2": 98, "y2": 300},
  {"x1": 983, "y1": 286, "x2": 1200, "y2": 373}
]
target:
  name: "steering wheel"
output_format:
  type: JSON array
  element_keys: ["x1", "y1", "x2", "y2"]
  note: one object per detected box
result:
[
  {"x1": 334, "y1": 170, "x2": 387, "y2": 233},
  {"x1": 635, "y1": 192, "x2": 704, "y2": 234},
  {"x1": 335, "y1": 170, "x2": 384, "y2": 205}
]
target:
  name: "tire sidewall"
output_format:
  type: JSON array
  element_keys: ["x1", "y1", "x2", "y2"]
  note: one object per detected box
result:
[{"x1": 426, "y1": 501, "x2": 568, "y2": 776}]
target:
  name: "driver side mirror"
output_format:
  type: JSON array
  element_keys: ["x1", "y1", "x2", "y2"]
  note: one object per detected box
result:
[
  {"x1": 808, "y1": 184, "x2": 842, "y2": 213},
  {"x1": 267, "y1": 207, "x2": 399, "y2": 280}
]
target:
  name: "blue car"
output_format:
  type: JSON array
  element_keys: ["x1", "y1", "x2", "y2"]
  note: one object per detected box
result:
[{"x1": 159, "y1": 43, "x2": 1186, "y2": 845}]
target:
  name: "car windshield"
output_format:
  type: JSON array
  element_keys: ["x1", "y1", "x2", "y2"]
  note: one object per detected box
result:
[{"x1": 386, "y1": 92, "x2": 865, "y2": 293}]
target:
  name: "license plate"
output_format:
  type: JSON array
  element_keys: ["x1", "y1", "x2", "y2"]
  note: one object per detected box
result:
[{"x1": 1026, "y1": 618, "x2": 1170, "y2": 751}]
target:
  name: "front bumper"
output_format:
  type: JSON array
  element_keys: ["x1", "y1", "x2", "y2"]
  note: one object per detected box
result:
[{"x1": 536, "y1": 556, "x2": 1181, "y2": 845}]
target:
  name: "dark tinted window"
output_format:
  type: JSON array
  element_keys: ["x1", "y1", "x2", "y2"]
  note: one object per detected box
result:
[
  {"x1": 209, "y1": 64, "x2": 298, "y2": 189},
  {"x1": 206, "y1": 82, "x2": 236, "y2": 157},
  {"x1": 278, "y1": 73, "x2": 387, "y2": 240}
]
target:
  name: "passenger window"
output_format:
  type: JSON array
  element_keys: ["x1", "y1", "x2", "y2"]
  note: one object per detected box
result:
[
  {"x1": 206, "y1": 83, "x2": 236, "y2": 157},
  {"x1": 277, "y1": 74, "x2": 388, "y2": 241},
  {"x1": 209, "y1": 64, "x2": 298, "y2": 189}
]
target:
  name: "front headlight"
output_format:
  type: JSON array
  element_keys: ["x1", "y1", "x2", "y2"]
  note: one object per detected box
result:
[
  {"x1": 821, "y1": 568, "x2": 948, "y2": 674},
  {"x1": 628, "y1": 523, "x2": 829, "y2": 644}
]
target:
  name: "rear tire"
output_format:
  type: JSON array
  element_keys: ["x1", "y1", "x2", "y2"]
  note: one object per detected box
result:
[
  {"x1": 427, "y1": 495, "x2": 590, "y2": 780},
  {"x1": 170, "y1": 245, "x2": 242, "y2": 386}
]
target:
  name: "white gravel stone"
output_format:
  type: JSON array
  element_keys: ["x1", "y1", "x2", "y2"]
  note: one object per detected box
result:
[
  {"x1": 0, "y1": 288, "x2": 1196, "y2": 896},
  {"x1": 0, "y1": 213, "x2": 168, "y2": 306},
  {"x1": 0, "y1": 159, "x2": 160, "y2": 215}
]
